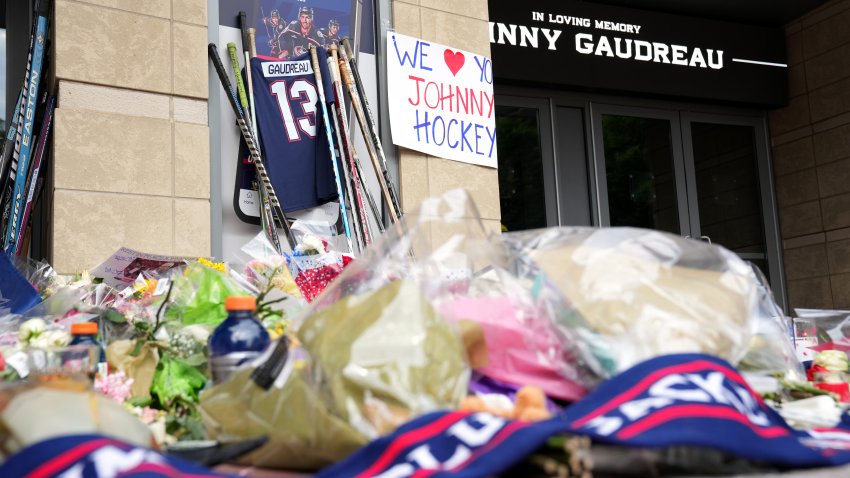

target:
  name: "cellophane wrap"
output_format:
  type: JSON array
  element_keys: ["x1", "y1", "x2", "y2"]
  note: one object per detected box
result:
[
  {"x1": 200, "y1": 189, "x2": 601, "y2": 470},
  {"x1": 738, "y1": 264, "x2": 804, "y2": 380},
  {"x1": 502, "y1": 227, "x2": 762, "y2": 376}
]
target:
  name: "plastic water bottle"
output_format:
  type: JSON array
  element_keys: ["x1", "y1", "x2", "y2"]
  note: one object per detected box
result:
[
  {"x1": 208, "y1": 296, "x2": 270, "y2": 384},
  {"x1": 68, "y1": 322, "x2": 104, "y2": 379}
]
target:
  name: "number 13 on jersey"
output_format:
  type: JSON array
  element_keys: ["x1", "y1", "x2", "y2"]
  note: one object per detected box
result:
[{"x1": 270, "y1": 79, "x2": 318, "y2": 142}]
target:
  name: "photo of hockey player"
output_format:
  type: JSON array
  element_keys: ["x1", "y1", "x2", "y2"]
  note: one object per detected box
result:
[
  {"x1": 262, "y1": 9, "x2": 287, "y2": 57},
  {"x1": 255, "y1": 0, "x2": 351, "y2": 59},
  {"x1": 318, "y1": 18, "x2": 341, "y2": 46}
]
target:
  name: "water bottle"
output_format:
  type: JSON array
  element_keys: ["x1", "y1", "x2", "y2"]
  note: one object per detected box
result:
[
  {"x1": 208, "y1": 296, "x2": 270, "y2": 384},
  {"x1": 67, "y1": 322, "x2": 104, "y2": 379}
]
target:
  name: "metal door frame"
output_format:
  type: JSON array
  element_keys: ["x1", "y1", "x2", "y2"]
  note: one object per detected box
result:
[
  {"x1": 589, "y1": 104, "x2": 690, "y2": 234},
  {"x1": 494, "y1": 95, "x2": 559, "y2": 227},
  {"x1": 680, "y1": 112, "x2": 786, "y2": 309}
]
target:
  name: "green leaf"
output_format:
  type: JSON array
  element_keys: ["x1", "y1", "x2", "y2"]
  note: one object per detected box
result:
[
  {"x1": 150, "y1": 355, "x2": 207, "y2": 408},
  {"x1": 129, "y1": 339, "x2": 145, "y2": 357},
  {"x1": 128, "y1": 397, "x2": 153, "y2": 407},
  {"x1": 102, "y1": 309, "x2": 127, "y2": 324}
]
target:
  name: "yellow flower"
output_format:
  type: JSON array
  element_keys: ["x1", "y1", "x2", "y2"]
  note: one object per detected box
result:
[{"x1": 197, "y1": 257, "x2": 227, "y2": 273}]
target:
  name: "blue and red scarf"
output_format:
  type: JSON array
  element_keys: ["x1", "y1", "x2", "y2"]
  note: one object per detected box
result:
[
  {"x1": 0, "y1": 435, "x2": 231, "y2": 478},
  {"x1": 5, "y1": 354, "x2": 850, "y2": 477},
  {"x1": 318, "y1": 354, "x2": 850, "y2": 477}
]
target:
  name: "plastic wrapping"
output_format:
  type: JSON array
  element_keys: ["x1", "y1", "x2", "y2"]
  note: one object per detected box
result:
[
  {"x1": 309, "y1": 189, "x2": 600, "y2": 399},
  {"x1": 738, "y1": 264, "x2": 805, "y2": 380},
  {"x1": 0, "y1": 378, "x2": 154, "y2": 462},
  {"x1": 201, "y1": 189, "x2": 597, "y2": 470},
  {"x1": 502, "y1": 227, "x2": 762, "y2": 376}
]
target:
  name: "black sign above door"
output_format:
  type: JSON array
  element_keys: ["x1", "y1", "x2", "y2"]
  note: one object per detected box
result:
[{"x1": 488, "y1": 0, "x2": 788, "y2": 106}]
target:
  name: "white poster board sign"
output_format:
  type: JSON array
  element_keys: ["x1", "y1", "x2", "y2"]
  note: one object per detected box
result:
[{"x1": 387, "y1": 32, "x2": 497, "y2": 168}]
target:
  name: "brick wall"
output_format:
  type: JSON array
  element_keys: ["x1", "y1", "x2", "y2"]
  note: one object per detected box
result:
[
  {"x1": 771, "y1": 0, "x2": 850, "y2": 310},
  {"x1": 50, "y1": 0, "x2": 210, "y2": 273}
]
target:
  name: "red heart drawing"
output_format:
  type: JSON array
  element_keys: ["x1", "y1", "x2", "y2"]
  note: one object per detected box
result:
[{"x1": 444, "y1": 49, "x2": 465, "y2": 76}]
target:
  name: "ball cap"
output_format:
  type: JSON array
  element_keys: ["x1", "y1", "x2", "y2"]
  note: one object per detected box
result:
[
  {"x1": 225, "y1": 296, "x2": 257, "y2": 311},
  {"x1": 71, "y1": 322, "x2": 98, "y2": 335}
]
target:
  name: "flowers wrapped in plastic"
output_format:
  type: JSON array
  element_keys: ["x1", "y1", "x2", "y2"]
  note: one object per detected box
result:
[
  {"x1": 502, "y1": 227, "x2": 764, "y2": 376},
  {"x1": 198, "y1": 189, "x2": 601, "y2": 470}
]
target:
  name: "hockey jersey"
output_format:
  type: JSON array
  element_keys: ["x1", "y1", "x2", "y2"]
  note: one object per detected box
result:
[{"x1": 242, "y1": 49, "x2": 338, "y2": 214}]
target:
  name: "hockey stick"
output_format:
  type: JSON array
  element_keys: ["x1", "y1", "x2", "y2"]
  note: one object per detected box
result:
[
  {"x1": 325, "y1": 46, "x2": 366, "y2": 251},
  {"x1": 4, "y1": 0, "x2": 51, "y2": 250},
  {"x1": 227, "y1": 43, "x2": 249, "y2": 112},
  {"x1": 243, "y1": 27, "x2": 285, "y2": 251},
  {"x1": 308, "y1": 45, "x2": 355, "y2": 254},
  {"x1": 327, "y1": 45, "x2": 372, "y2": 247},
  {"x1": 0, "y1": 93, "x2": 24, "y2": 202},
  {"x1": 226, "y1": 43, "x2": 276, "y2": 246},
  {"x1": 209, "y1": 43, "x2": 297, "y2": 251},
  {"x1": 240, "y1": 12, "x2": 260, "y2": 147},
  {"x1": 326, "y1": 77, "x2": 366, "y2": 253},
  {"x1": 14, "y1": 95, "x2": 55, "y2": 255},
  {"x1": 338, "y1": 39, "x2": 402, "y2": 223},
  {"x1": 352, "y1": 153, "x2": 386, "y2": 234},
  {"x1": 0, "y1": 0, "x2": 42, "y2": 235}
]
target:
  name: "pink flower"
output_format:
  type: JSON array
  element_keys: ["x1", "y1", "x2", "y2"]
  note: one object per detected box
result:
[{"x1": 94, "y1": 371, "x2": 134, "y2": 403}]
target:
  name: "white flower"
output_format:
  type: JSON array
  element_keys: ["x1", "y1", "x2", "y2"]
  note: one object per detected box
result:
[
  {"x1": 30, "y1": 330, "x2": 71, "y2": 349},
  {"x1": 18, "y1": 318, "x2": 46, "y2": 343},
  {"x1": 181, "y1": 325, "x2": 211, "y2": 343},
  {"x1": 147, "y1": 418, "x2": 177, "y2": 447}
]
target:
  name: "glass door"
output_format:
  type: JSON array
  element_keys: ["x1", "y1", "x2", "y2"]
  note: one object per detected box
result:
[
  {"x1": 590, "y1": 106, "x2": 785, "y2": 306},
  {"x1": 494, "y1": 96, "x2": 558, "y2": 231},
  {"x1": 681, "y1": 113, "x2": 784, "y2": 298},
  {"x1": 590, "y1": 105, "x2": 690, "y2": 235}
]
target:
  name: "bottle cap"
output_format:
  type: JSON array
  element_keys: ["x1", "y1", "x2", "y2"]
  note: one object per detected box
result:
[
  {"x1": 71, "y1": 322, "x2": 98, "y2": 335},
  {"x1": 225, "y1": 296, "x2": 257, "y2": 311}
]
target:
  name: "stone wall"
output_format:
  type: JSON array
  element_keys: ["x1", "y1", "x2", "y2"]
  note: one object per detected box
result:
[
  {"x1": 771, "y1": 0, "x2": 850, "y2": 310},
  {"x1": 51, "y1": 0, "x2": 210, "y2": 273}
]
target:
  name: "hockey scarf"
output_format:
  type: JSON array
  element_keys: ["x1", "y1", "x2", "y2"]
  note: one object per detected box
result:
[
  {"x1": 317, "y1": 354, "x2": 850, "y2": 478},
  {"x1": 0, "y1": 435, "x2": 233, "y2": 478}
]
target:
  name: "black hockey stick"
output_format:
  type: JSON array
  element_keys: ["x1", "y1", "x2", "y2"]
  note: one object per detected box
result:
[
  {"x1": 339, "y1": 38, "x2": 402, "y2": 223},
  {"x1": 209, "y1": 43, "x2": 297, "y2": 250}
]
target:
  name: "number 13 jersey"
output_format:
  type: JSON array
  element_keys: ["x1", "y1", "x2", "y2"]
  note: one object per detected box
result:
[{"x1": 250, "y1": 49, "x2": 338, "y2": 212}]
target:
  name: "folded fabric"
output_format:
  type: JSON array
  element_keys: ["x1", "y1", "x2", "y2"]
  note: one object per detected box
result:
[
  {"x1": 318, "y1": 354, "x2": 850, "y2": 478},
  {"x1": 0, "y1": 434, "x2": 233, "y2": 477}
]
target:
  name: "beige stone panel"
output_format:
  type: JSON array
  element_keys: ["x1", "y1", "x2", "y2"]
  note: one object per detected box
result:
[
  {"x1": 72, "y1": 0, "x2": 170, "y2": 18},
  {"x1": 52, "y1": 190, "x2": 173, "y2": 274},
  {"x1": 420, "y1": 9, "x2": 491, "y2": 58},
  {"x1": 173, "y1": 23, "x2": 209, "y2": 99},
  {"x1": 481, "y1": 218, "x2": 502, "y2": 236},
  {"x1": 54, "y1": 109, "x2": 172, "y2": 196},
  {"x1": 55, "y1": 1, "x2": 170, "y2": 93},
  {"x1": 59, "y1": 81, "x2": 170, "y2": 119},
  {"x1": 427, "y1": 157, "x2": 500, "y2": 220},
  {"x1": 174, "y1": 123, "x2": 211, "y2": 199},
  {"x1": 395, "y1": 0, "x2": 420, "y2": 6},
  {"x1": 420, "y1": 0, "x2": 488, "y2": 21},
  {"x1": 174, "y1": 199, "x2": 211, "y2": 257},
  {"x1": 399, "y1": 149, "x2": 429, "y2": 213},
  {"x1": 172, "y1": 97, "x2": 208, "y2": 125},
  {"x1": 393, "y1": 1, "x2": 422, "y2": 37},
  {"x1": 173, "y1": 0, "x2": 208, "y2": 25}
]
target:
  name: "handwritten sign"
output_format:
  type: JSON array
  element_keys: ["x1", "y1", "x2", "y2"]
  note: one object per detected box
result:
[{"x1": 387, "y1": 33, "x2": 498, "y2": 168}]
